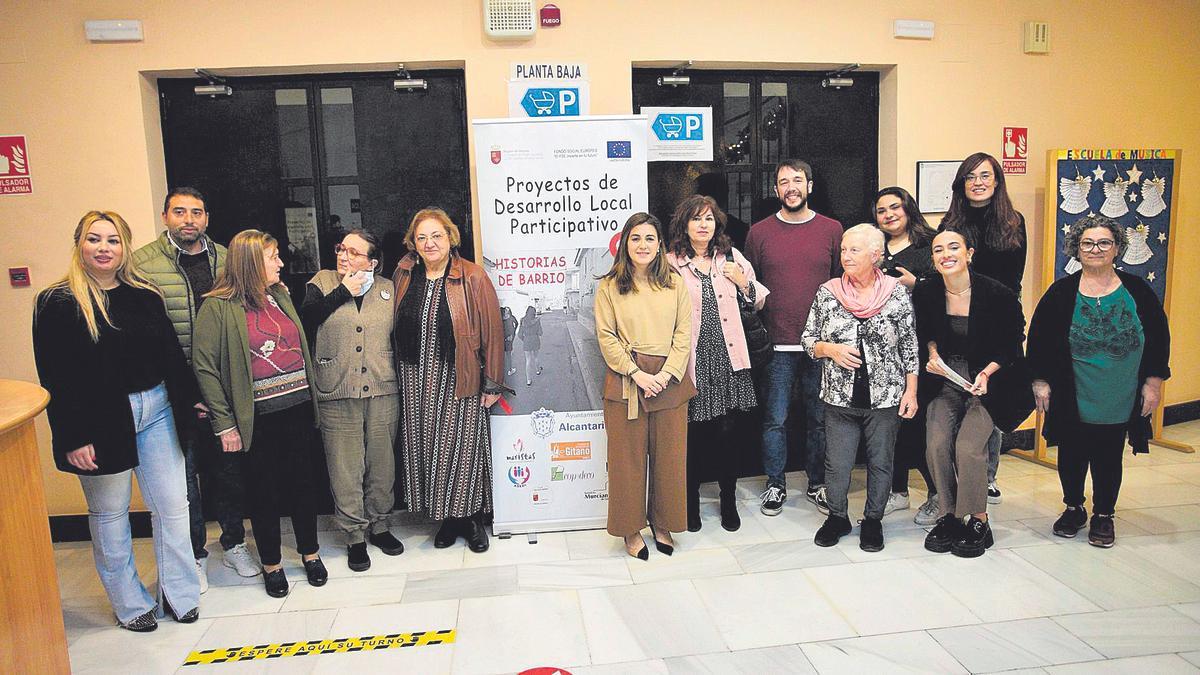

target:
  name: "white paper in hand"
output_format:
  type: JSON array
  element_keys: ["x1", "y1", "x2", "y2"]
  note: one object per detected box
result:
[{"x1": 935, "y1": 356, "x2": 977, "y2": 393}]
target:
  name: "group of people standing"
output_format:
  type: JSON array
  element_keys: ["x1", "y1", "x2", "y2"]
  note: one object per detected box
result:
[
  {"x1": 33, "y1": 150, "x2": 1170, "y2": 633},
  {"x1": 594, "y1": 153, "x2": 1170, "y2": 563},
  {"x1": 34, "y1": 192, "x2": 508, "y2": 631}
]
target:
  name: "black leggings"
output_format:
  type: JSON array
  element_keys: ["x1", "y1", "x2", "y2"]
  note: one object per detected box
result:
[
  {"x1": 891, "y1": 415, "x2": 934, "y2": 494},
  {"x1": 687, "y1": 413, "x2": 740, "y2": 511},
  {"x1": 245, "y1": 403, "x2": 321, "y2": 566},
  {"x1": 1058, "y1": 422, "x2": 1127, "y2": 516}
]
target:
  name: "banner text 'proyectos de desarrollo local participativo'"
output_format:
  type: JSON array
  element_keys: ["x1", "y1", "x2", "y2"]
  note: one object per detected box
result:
[{"x1": 495, "y1": 174, "x2": 633, "y2": 236}]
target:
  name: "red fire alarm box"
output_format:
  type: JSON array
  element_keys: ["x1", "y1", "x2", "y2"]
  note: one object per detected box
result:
[
  {"x1": 540, "y1": 4, "x2": 561, "y2": 27},
  {"x1": 9, "y1": 267, "x2": 30, "y2": 287}
]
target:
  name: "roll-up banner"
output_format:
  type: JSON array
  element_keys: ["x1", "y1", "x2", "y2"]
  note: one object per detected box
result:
[{"x1": 473, "y1": 115, "x2": 648, "y2": 535}]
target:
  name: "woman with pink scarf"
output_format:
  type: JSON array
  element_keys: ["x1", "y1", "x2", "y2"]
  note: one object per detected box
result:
[{"x1": 801, "y1": 224, "x2": 919, "y2": 552}]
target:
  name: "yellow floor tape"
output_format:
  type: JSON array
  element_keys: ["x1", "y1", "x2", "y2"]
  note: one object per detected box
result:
[{"x1": 182, "y1": 629, "x2": 456, "y2": 666}]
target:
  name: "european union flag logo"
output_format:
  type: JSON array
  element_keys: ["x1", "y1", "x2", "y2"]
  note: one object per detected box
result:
[{"x1": 606, "y1": 141, "x2": 631, "y2": 158}]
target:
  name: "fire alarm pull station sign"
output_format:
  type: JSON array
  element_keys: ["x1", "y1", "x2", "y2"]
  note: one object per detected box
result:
[
  {"x1": 1002, "y1": 127, "x2": 1028, "y2": 175},
  {"x1": 0, "y1": 135, "x2": 32, "y2": 195}
]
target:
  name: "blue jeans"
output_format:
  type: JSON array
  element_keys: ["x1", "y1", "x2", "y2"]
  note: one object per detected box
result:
[
  {"x1": 760, "y1": 351, "x2": 825, "y2": 489},
  {"x1": 77, "y1": 383, "x2": 199, "y2": 622}
]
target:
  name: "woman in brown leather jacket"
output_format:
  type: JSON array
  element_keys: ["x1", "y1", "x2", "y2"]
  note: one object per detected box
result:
[{"x1": 392, "y1": 208, "x2": 510, "y2": 553}]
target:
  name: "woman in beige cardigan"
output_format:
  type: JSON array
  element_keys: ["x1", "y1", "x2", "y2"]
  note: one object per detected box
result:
[{"x1": 595, "y1": 212, "x2": 694, "y2": 560}]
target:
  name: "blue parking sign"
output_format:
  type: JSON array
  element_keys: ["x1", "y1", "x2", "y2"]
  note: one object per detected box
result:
[
  {"x1": 652, "y1": 113, "x2": 704, "y2": 141},
  {"x1": 521, "y1": 88, "x2": 580, "y2": 117}
]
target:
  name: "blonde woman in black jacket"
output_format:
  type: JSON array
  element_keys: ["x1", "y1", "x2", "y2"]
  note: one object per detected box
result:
[{"x1": 33, "y1": 211, "x2": 202, "y2": 632}]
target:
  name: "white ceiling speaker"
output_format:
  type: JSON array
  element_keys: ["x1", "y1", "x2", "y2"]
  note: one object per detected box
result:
[{"x1": 484, "y1": 0, "x2": 536, "y2": 40}]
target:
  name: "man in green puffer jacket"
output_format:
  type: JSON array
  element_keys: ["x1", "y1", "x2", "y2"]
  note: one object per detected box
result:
[{"x1": 133, "y1": 187, "x2": 259, "y2": 590}]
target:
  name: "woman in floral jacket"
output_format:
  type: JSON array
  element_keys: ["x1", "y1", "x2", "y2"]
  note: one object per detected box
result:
[{"x1": 802, "y1": 224, "x2": 919, "y2": 553}]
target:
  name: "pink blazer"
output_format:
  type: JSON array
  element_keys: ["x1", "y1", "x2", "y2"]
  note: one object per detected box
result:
[{"x1": 666, "y1": 248, "x2": 769, "y2": 385}]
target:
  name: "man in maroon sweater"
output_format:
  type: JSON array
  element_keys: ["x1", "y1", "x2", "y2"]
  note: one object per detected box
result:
[{"x1": 745, "y1": 159, "x2": 842, "y2": 517}]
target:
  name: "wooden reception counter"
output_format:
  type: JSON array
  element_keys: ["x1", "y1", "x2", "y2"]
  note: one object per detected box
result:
[{"x1": 0, "y1": 379, "x2": 69, "y2": 673}]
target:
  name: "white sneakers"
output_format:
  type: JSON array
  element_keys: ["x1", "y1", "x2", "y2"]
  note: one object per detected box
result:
[
  {"x1": 195, "y1": 557, "x2": 209, "y2": 594},
  {"x1": 883, "y1": 492, "x2": 911, "y2": 515},
  {"x1": 914, "y1": 493, "x2": 940, "y2": 526},
  {"x1": 222, "y1": 543, "x2": 261, "y2": 577}
]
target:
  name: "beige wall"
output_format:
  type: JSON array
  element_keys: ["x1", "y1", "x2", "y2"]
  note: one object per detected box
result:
[{"x1": 1, "y1": 1, "x2": 1198, "y2": 515}]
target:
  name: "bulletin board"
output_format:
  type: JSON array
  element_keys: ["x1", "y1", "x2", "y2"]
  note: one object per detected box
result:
[{"x1": 1014, "y1": 148, "x2": 1190, "y2": 467}]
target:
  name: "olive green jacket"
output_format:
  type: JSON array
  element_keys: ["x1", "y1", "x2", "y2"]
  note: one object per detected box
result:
[
  {"x1": 192, "y1": 285, "x2": 320, "y2": 448},
  {"x1": 132, "y1": 231, "x2": 228, "y2": 362}
]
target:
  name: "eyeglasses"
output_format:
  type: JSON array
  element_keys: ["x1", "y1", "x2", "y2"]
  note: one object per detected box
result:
[
  {"x1": 415, "y1": 232, "x2": 447, "y2": 245},
  {"x1": 964, "y1": 172, "x2": 995, "y2": 185},
  {"x1": 334, "y1": 244, "x2": 368, "y2": 258},
  {"x1": 1079, "y1": 239, "x2": 1115, "y2": 253}
]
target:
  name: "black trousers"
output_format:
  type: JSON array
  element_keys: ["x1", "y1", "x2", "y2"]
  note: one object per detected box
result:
[
  {"x1": 1058, "y1": 422, "x2": 1128, "y2": 516},
  {"x1": 245, "y1": 403, "x2": 321, "y2": 566},
  {"x1": 891, "y1": 415, "x2": 934, "y2": 494},
  {"x1": 182, "y1": 411, "x2": 247, "y2": 558},
  {"x1": 687, "y1": 413, "x2": 739, "y2": 514}
]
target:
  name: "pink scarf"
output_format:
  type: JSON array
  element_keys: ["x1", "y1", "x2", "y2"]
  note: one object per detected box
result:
[{"x1": 821, "y1": 268, "x2": 898, "y2": 319}]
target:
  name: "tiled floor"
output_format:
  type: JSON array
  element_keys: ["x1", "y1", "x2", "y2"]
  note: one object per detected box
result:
[{"x1": 56, "y1": 421, "x2": 1200, "y2": 674}]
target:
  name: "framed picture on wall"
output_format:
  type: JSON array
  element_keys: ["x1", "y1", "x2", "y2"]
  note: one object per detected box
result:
[{"x1": 915, "y1": 160, "x2": 960, "y2": 213}]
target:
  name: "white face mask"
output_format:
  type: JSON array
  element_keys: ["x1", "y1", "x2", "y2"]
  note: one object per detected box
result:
[{"x1": 356, "y1": 270, "x2": 375, "y2": 296}]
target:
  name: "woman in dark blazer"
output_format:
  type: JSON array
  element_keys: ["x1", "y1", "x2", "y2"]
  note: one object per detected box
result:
[
  {"x1": 913, "y1": 230, "x2": 1031, "y2": 559},
  {"x1": 33, "y1": 211, "x2": 201, "y2": 631},
  {"x1": 1028, "y1": 214, "x2": 1170, "y2": 548}
]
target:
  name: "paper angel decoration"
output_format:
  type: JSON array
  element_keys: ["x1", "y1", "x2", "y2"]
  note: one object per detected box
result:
[
  {"x1": 1059, "y1": 175, "x2": 1092, "y2": 214},
  {"x1": 1122, "y1": 223, "x2": 1154, "y2": 266},
  {"x1": 1064, "y1": 257, "x2": 1082, "y2": 274},
  {"x1": 1137, "y1": 175, "x2": 1167, "y2": 217},
  {"x1": 1100, "y1": 178, "x2": 1131, "y2": 218}
]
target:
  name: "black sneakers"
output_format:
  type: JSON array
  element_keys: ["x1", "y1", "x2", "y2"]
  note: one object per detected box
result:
[
  {"x1": 952, "y1": 516, "x2": 994, "y2": 558},
  {"x1": 369, "y1": 531, "x2": 406, "y2": 556},
  {"x1": 859, "y1": 517, "x2": 884, "y2": 552},
  {"x1": 347, "y1": 542, "x2": 371, "y2": 572},
  {"x1": 807, "y1": 485, "x2": 830, "y2": 515},
  {"x1": 1052, "y1": 506, "x2": 1088, "y2": 538},
  {"x1": 924, "y1": 514, "x2": 960, "y2": 553},
  {"x1": 814, "y1": 514, "x2": 853, "y2": 547},
  {"x1": 987, "y1": 482, "x2": 1002, "y2": 504},
  {"x1": 760, "y1": 485, "x2": 786, "y2": 516},
  {"x1": 1088, "y1": 514, "x2": 1116, "y2": 548}
]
